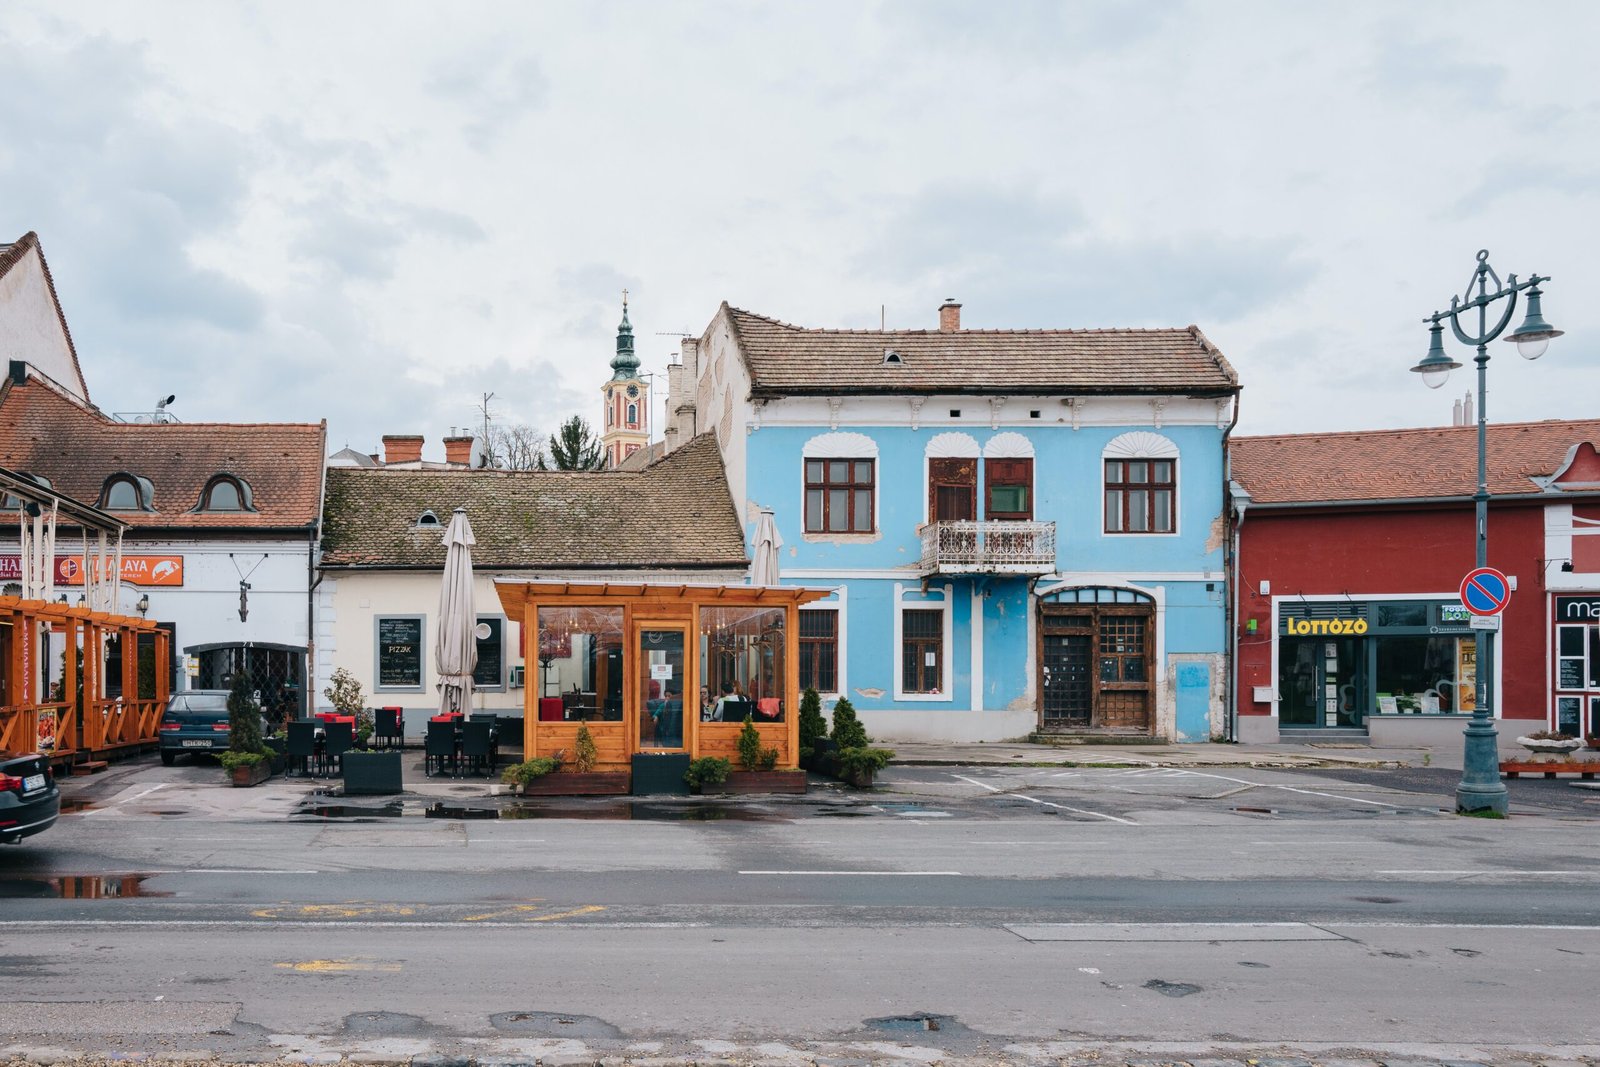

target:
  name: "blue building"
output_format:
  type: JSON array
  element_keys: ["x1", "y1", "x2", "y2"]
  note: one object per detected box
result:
[{"x1": 657, "y1": 299, "x2": 1240, "y2": 743}]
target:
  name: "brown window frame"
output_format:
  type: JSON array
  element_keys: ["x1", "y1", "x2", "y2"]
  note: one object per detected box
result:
[
  {"x1": 798, "y1": 608, "x2": 839, "y2": 694},
  {"x1": 901, "y1": 608, "x2": 944, "y2": 694},
  {"x1": 985, "y1": 457, "x2": 1033, "y2": 521},
  {"x1": 1104, "y1": 458, "x2": 1175, "y2": 534},
  {"x1": 805, "y1": 458, "x2": 875, "y2": 534},
  {"x1": 928, "y1": 457, "x2": 977, "y2": 523}
]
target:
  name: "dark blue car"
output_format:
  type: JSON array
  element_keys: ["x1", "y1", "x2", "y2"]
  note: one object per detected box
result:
[
  {"x1": 158, "y1": 689, "x2": 235, "y2": 766},
  {"x1": 1, "y1": 750, "x2": 59, "y2": 844}
]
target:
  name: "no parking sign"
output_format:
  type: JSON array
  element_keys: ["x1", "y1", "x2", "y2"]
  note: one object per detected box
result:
[{"x1": 1459, "y1": 567, "x2": 1511, "y2": 617}]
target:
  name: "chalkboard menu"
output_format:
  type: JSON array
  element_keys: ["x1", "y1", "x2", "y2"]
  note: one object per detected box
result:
[
  {"x1": 377, "y1": 616, "x2": 424, "y2": 689},
  {"x1": 474, "y1": 618, "x2": 504, "y2": 688},
  {"x1": 1559, "y1": 657, "x2": 1584, "y2": 690}
]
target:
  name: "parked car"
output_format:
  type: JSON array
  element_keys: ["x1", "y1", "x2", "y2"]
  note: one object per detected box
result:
[
  {"x1": 158, "y1": 689, "x2": 237, "y2": 766},
  {"x1": 1, "y1": 750, "x2": 59, "y2": 844}
]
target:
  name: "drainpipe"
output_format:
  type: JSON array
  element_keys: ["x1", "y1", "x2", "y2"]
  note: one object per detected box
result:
[
  {"x1": 1221, "y1": 392, "x2": 1242, "y2": 742},
  {"x1": 306, "y1": 521, "x2": 319, "y2": 721}
]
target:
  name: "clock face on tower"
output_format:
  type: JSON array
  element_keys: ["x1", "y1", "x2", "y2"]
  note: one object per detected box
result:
[{"x1": 626, "y1": 384, "x2": 639, "y2": 397}]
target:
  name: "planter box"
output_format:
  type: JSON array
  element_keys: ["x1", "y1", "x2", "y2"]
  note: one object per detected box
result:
[
  {"x1": 518, "y1": 771, "x2": 630, "y2": 796},
  {"x1": 1500, "y1": 760, "x2": 1598, "y2": 780},
  {"x1": 632, "y1": 753, "x2": 691, "y2": 796},
  {"x1": 228, "y1": 761, "x2": 271, "y2": 788},
  {"x1": 839, "y1": 766, "x2": 876, "y2": 789},
  {"x1": 343, "y1": 750, "x2": 404, "y2": 795},
  {"x1": 725, "y1": 769, "x2": 807, "y2": 795}
]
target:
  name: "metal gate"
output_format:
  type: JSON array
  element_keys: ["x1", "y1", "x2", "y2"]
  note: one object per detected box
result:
[
  {"x1": 188, "y1": 643, "x2": 306, "y2": 728},
  {"x1": 1041, "y1": 632, "x2": 1092, "y2": 728}
]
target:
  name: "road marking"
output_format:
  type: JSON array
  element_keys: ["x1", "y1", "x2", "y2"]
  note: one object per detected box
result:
[
  {"x1": 252, "y1": 902, "x2": 417, "y2": 919},
  {"x1": 185, "y1": 869, "x2": 319, "y2": 875},
  {"x1": 78, "y1": 783, "x2": 168, "y2": 814},
  {"x1": 1160, "y1": 769, "x2": 1406, "y2": 809},
  {"x1": 274, "y1": 958, "x2": 401, "y2": 973},
  {"x1": 738, "y1": 870, "x2": 964, "y2": 876},
  {"x1": 1378, "y1": 869, "x2": 1594, "y2": 876},
  {"x1": 0, "y1": 919, "x2": 705, "y2": 929},
  {"x1": 1006, "y1": 922, "x2": 1348, "y2": 943},
  {"x1": 952, "y1": 774, "x2": 1137, "y2": 824},
  {"x1": 462, "y1": 902, "x2": 607, "y2": 922}
]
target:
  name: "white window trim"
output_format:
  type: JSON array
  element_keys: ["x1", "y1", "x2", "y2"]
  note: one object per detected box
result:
[
  {"x1": 982, "y1": 431, "x2": 1036, "y2": 522},
  {"x1": 374, "y1": 614, "x2": 427, "y2": 693},
  {"x1": 799, "y1": 586, "x2": 847, "y2": 701},
  {"x1": 922, "y1": 432, "x2": 980, "y2": 525},
  {"x1": 802, "y1": 432, "x2": 880, "y2": 541},
  {"x1": 1101, "y1": 430, "x2": 1180, "y2": 537},
  {"x1": 893, "y1": 581, "x2": 953, "y2": 702}
]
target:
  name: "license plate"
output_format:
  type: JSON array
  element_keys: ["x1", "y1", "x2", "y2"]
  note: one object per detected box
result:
[
  {"x1": 22, "y1": 773, "x2": 45, "y2": 793},
  {"x1": 181, "y1": 739, "x2": 213, "y2": 748}
]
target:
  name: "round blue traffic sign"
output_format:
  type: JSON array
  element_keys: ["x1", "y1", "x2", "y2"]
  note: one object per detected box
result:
[{"x1": 1459, "y1": 567, "x2": 1511, "y2": 617}]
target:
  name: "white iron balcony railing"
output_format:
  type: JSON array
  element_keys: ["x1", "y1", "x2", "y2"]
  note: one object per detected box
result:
[{"x1": 919, "y1": 520, "x2": 1057, "y2": 575}]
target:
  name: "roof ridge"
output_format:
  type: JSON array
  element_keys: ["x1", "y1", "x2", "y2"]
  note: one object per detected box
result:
[
  {"x1": 728, "y1": 304, "x2": 1194, "y2": 337},
  {"x1": 1234, "y1": 417, "x2": 1600, "y2": 445}
]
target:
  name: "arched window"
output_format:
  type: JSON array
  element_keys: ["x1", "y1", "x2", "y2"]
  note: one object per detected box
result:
[
  {"x1": 101, "y1": 474, "x2": 153, "y2": 511},
  {"x1": 200, "y1": 475, "x2": 253, "y2": 512},
  {"x1": 416, "y1": 510, "x2": 441, "y2": 528},
  {"x1": 626, "y1": 403, "x2": 638, "y2": 426}
]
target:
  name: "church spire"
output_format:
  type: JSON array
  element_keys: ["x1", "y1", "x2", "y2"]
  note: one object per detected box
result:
[{"x1": 610, "y1": 289, "x2": 640, "y2": 381}]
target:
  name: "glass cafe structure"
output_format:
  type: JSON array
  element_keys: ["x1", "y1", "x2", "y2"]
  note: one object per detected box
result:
[{"x1": 494, "y1": 579, "x2": 831, "y2": 772}]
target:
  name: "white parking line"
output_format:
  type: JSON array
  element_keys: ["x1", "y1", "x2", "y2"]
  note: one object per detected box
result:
[
  {"x1": 738, "y1": 870, "x2": 964, "y2": 876},
  {"x1": 77, "y1": 783, "x2": 169, "y2": 814},
  {"x1": 1153, "y1": 769, "x2": 1407, "y2": 809},
  {"x1": 951, "y1": 773, "x2": 1137, "y2": 825}
]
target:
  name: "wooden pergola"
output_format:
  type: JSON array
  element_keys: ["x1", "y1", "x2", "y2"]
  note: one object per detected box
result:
[
  {"x1": 1, "y1": 467, "x2": 170, "y2": 765},
  {"x1": 495, "y1": 579, "x2": 832, "y2": 773}
]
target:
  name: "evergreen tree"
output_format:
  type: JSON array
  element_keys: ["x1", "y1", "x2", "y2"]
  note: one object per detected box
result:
[
  {"x1": 548, "y1": 415, "x2": 606, "y2": 471},
  {"x1": 830, "y1": 696, "x2": 870, "y2": 750},
  {"x1": 798, "y1": 687, "x2": 826, "y2": 756},
  {"x1": 227, "y1": 671, "x2": 264, "y2": 754}
]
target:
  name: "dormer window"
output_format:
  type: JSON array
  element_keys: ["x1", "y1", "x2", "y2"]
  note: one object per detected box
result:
[
  {"x1": 416, "y1": 510, "x2": 441, "y2": 528},
  {"x1": 200, "y1": 475, "x2": 253, "y2": 513},
  {"x1": 882, "y1": 350, "x2": 904, "y2": 365},
  {"x1": 101, "y1": 474, "x2": 154, "y2": 511}
]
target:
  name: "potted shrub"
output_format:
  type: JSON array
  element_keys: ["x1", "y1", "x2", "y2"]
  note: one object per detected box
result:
[
  {"x1": 502, "y1": 755, "x2": 563, "y2": 793},
  {"x1": 685, "y1": 756, "x2": 732, "y2": 794},
  {"x1": 724, "y1": 716, "x2": 805, "y2": 794},
  {"x1": 797, "y1": 687, "x2": 827, "y2": 771},
  {"x1": 223, "y1": 673, "x2": 271, "y2": 787},
  {"x1": 835, "y1": 746, "x2": 894, "y2": 789}
]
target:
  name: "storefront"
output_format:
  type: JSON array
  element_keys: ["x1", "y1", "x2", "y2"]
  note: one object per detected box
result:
[
  {"x1": 1553, "y1": 594, "x2": 1600, "y2": 737},
  {"x1": 495, "y1": 580, "x2": 831, "y2": 773},
  {"x1": 1276, "y1": 597, "x2": 1484, "y2": 730}
]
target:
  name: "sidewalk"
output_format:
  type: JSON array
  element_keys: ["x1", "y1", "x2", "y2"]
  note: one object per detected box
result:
[{"x1": 884, "y1": 737, "x2": 1441, "y2": 769}]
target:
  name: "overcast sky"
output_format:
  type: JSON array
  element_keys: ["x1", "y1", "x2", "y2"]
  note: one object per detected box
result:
[{"x1": 4, "y1": 1, "x2": 1597, "y2": 457}]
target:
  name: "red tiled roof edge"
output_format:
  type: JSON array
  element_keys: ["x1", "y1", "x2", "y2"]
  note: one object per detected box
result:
[{"x1": 0, "y1": 232, "x2": 91, "y2": 405}]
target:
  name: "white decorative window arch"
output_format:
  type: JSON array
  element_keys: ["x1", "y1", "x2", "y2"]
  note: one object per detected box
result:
[
  {"x1": 983, "y1": 431, "x2": 1034, "y2": 458},
  {"x1": 1103, "y1": 430, "x2": 1178, "y2": 459},
  {"x1": 802, "y1": 432, "x2": 879, "y2": 536},
  {"x1": 803, "y1": 431, "x2": 878, "y2": 459},
  {"x1": 925, "y1": 432, "x2": 979, "y2": 458}
]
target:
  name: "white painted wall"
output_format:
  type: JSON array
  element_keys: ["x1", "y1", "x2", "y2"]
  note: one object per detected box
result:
[{"x1": 0, "y1": 246, "x2": 87, "y2": 400}]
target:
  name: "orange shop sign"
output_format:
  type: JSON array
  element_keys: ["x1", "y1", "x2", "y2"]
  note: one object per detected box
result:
[{"x1": 54, "y1": 555, "x2": 185, "y2": 587}]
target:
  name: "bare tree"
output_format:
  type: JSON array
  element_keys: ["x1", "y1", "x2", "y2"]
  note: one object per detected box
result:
[{"x1": 479, "y1": 422, "x2": 548, "y2": 470}]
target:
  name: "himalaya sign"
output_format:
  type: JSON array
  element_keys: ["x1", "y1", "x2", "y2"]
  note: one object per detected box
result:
[{"x1": 1556, "y1": 596, "x2": 1600, "y2": 622}]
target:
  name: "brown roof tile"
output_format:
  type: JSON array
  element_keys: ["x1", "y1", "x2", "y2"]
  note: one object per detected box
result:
[
  {"x1": 0, "y1": 377, "x2": 326, "y2": 528},
  {"x1": 1231, "y1": 419, "x2": 1600, "y2": 505},
  {"x1": 723, "y1": 304, "x2": 1239, "y2": 397},
  {"x1": 320, "y1": 433, "x2": 748, "y2": 569}
]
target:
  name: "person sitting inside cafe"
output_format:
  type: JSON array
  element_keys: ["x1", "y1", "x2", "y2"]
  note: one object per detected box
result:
[{"x1": 712, "y1": 680, "x2": 751, "y2": 723}]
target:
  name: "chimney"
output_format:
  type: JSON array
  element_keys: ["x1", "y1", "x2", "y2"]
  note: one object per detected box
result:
[
  {"x1": 1451, "y1": 397, "x2": 1462, "y2": 426},
  {"x1": 938, "y1": 298, "x2": 962, "y2": 332},
  {"x1": 443, "y1": 435, "x2": 474, "y2": 467},
  {"x1": 1461, "y1": 390, "x2": 1474, "y2": 426},
  {"x1": 382, "y1": 434, "x2": 424, "y2": 465}
]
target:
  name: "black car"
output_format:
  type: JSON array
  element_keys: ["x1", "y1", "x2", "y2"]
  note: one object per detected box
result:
[
  {"x1": 1, "y1": 750, "x2": 59, "y2": 844},
  {"x1": 158, "y1": 689, "x2": 236, "y2": 765}
]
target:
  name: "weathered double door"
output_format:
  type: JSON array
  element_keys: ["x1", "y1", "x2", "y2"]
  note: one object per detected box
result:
[{"x1": 1039, "y1": 604, "x2": 1153, "y2": 734}]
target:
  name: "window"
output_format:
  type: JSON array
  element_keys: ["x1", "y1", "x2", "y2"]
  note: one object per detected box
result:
[
  {"x1": 805, "y1": 458, "x2": 874, "y2": 533},
  {"x1": 627, "y1": 403, "x2": 637, "y2": 425},
  {"x1": 200, "y1": 476, "x2": 252, "y2": 513},
  {"x1": 1104, "y1": 459, "x2": 1175, "y2": 533},
  {"x1": 928, "y1": 458, "x2": 976, "y2": 522},
  {"x1": 1556, "y1": 625, "x2": 1599, "y2": 690},
  {"x1": 473, "y1": 617, "x2": 504, "y2": 689},
  {"x1": 538, "y1": 606, "x2": 624, "y2": 720},
  {"x1": 902, "y1": 609, "x2": 943, "y2": 694},
  {"x1": 799, "y1": 609, "x2": 838, "y2": 694},
  {"x1": 700, "y1": 606, "x2": 786, "y2": 721},
  {"x1": 985, "y1": 458, "x2": 1032, "y2": 520},
  {"x1": 416, "y1": 510, "x2": 440, "y2": 528},
  {"x1": 101, "y1": 475, "x2": 151, "y2": 511}
]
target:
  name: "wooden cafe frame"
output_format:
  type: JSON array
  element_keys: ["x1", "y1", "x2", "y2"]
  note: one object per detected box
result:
[
  {"x1": 1, "y1": 467, "x2": 170, "y2": 767},
  {"x1": 495, "y1": 580, "x2": 833, "y2": 774}
]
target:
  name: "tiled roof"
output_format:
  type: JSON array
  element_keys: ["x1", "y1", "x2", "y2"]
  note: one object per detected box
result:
[
  {"x1": 614, "y1": 441, "x2": 663, "y2": 471},
  {"x1": 320, "y1": 433, "x2": 748, "y2": 569},
  {"x1": 723, "y1": 304, "x2": 1239, "y2": 397},
  {"x1": 0, "y1": 232, "x2": 91, "y2": 402},
  {"x1": 0, "y1": 377, "x2": 326, "y2": 528},
  {"x1": 1231, "y1": 419, "x2": 1600, "y2": 505}
]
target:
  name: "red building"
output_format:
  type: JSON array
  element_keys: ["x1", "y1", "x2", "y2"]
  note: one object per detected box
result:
[{"x1": 1229, "y1": 419, "x2": 1600, "y2": 751}]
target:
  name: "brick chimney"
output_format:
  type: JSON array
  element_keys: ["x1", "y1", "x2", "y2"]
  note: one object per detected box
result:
[
  {"x1": 443, "y1": 435, "x2": 474, "y2": 467},
  {"x1": 381, "y1": 434, "x2": 424, "y2": 465},
  {"x1": 938, "y1": 298, "x2": 962, "y2": 332}
]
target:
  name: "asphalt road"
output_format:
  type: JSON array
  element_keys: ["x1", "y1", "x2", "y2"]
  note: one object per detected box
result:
[{"x1": 3, "y1": 759, "x2": 1597, "y2": 1064}]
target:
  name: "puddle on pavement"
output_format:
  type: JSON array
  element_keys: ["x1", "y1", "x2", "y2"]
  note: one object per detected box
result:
[
  {"x1": 294, "y1": 802, "x2": 406, "y2": 820},
  {"x1": 499, "y1": 801, "x2": 779, "y2": 822},
  {"x1": 0, "y1": 874, "x2": 171, "y2": 899},
  {"x1": 862, "y1": 1012, "x2": 970, "y2": 1038},
  {"x1": 491, "y1": 1010, "x2": 624, "y2": 1039},
  {"x1": 58, "y1": 799, "x2": 97, "y2": 814},
  {"x1": 425, "y1": 803, "x2": 499, "y2": 820}
]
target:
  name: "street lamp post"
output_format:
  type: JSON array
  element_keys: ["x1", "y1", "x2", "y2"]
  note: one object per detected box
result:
[{"x1": 1411, "y1": 249, "x2": 1562, "y2": 816}]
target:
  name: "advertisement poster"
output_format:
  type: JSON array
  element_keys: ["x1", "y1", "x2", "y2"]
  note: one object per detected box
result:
[
  {"x1": 37, "y1": 707, "x2": 57, "y2": 753},
  {"x1": 1457, "y1": 640, "x2": 1477, "y2": 713}
]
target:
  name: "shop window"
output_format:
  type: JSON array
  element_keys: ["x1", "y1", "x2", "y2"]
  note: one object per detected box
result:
[
  {"x1": 1377, "y1": 602, "x2": 1429, "y2": 628},
  {"x1": 537, "y1": 606, "x2": 624, "y2": 720},
  {"x1": 805, "y1": 459, "x2": 874, "y2": 534},
  {"x1": 1104, "y1": 459, "x2": 1174, "y2": 533},
  {"x1": 799, "y1": 609, "x2": 838, "y2": 694},
  {"x1": 700, "y1": 605, "x2": 786, "y2": 721},
  {"x1": 901, "y1": 609, "x2": 943, "y2": 694},
  {"x1": 985, "y1": 458, "x2": 1033, "y2": 520},
  {"x1": 1098, "y1": 615, "x2": 1147, "y2": 682},
  {"x1": 1375, "y1": 635, "x2": 1468, "y2": 713},
  {"x1": 1556, "y1": 626, "x2": 1587, "y2": 690}
]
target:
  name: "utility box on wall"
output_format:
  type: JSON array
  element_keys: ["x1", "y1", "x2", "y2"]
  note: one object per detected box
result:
[{"x1": 1252, "y1": 686, "x2": 1274, "y2": 704}]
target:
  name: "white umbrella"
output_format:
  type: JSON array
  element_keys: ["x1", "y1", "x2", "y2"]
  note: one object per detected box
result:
[
  {"x1": 435, "y1": 507, "x2": 478, "y2": 715},
  {"x1": 751, "y1": 507, "x2": 783, "y2": 586}
]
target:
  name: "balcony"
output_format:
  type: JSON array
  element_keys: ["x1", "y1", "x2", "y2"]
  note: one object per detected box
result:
[{"x1": 919, "y1": 520, "x2": 1057, "y2": 576}]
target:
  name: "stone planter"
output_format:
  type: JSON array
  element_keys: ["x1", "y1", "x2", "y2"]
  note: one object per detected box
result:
[
  {"x1": 342, "y1": 750, "x2": 403, "y2": 795},
  {"x1": 1516, "y1": 736, "x2": 1583, "y2": 763}
]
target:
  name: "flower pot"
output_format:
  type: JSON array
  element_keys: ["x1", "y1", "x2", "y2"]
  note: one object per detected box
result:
[
  {"x1": 228, "y1": 761, "x2": 271, "y2": 788},
  {"x1": 840, "y1": 765, "x2": 875, "y2": 789},
  {"x1": 1516, "y1": 737, "x2": 1582, "y2": 763}
]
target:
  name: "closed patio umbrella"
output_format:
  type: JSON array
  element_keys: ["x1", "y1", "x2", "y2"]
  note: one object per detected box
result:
[
  {"x1": 435, "y1": 507, "x2": 478, "y2": 715},
  {"x1": 751, "y1": 507, "x2": 782, "y2": 586}
]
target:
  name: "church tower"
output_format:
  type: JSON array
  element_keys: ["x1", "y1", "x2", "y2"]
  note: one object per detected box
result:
[{"x1": 600, "y1": 291, "x2": 649, "y2": 468}]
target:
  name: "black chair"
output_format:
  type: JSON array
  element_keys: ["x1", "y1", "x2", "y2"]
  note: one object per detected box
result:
[
  {"x1": 374, "y1": 707, "x2": 404, "y2": 751},
  {"x1": 460, "y1": 720, "x2": 495, "y2": 777},
  {"x1": 424, "y1": 720, "x2": 457, "y2": 777},
  {"x1": 285, "y1": 721, "x2": 318, "y2": 777},
  {"x1": 321, "y1": 721, "x2": 354, "y2": 776}
]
